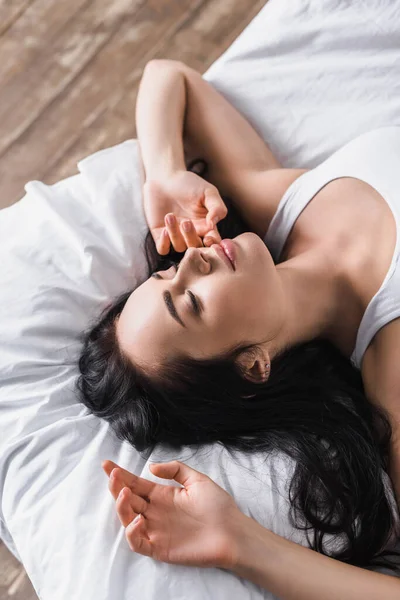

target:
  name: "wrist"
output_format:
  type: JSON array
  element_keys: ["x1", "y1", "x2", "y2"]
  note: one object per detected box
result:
[
  {"x1": 144, "y1": 146, "x2": 186, "y2": 181},
  {"x1": 228, "y1": 511, "x2": 262, "y2": 570},
  {"x1": 228, "y1": 511, "x2": 279, "y2": 581}
]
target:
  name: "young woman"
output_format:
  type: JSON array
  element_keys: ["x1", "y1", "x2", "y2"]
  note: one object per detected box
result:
[{"x1": 78, "y1": 59, "x2": 400, "y2": 595}]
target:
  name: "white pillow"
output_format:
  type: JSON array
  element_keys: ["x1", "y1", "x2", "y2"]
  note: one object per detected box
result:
[{"x1": 1, "y1": 1, "x2": 400, "y2": 598}]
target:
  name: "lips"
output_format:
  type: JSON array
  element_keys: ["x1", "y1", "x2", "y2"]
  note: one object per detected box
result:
[
  {"x1": 220, "y1": 239, "x2": 236, "y2": 270},
  {"x1": 212, "y1": 242, "x2": 235, "y2": 271}
]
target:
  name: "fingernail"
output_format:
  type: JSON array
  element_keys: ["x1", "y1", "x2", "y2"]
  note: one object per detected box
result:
[
  {"x1": 133, "y1": 514, "x2": 141, "y2": 524},
  {"x1": 166, "y1": 214, "x2": 175, "y2": 225},
  {"x1": 182, "y1": 220, "x2": 191, "y2": 232}
]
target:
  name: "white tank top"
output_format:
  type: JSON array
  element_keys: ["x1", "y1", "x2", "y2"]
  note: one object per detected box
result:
[{"x1": 264, "y1": 126, "x2": 400, "y2": 370}]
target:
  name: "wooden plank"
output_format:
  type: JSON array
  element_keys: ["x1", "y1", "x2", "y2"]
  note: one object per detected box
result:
[
  {"x1": 45, "y1": 0, "x2": 265, "y2": 184},
  {"x1": 0, "y1": 0, "x2": 34, "y2": 36},
  {"x1": 0, "y1": 0, "x2": 145, "y2": 154},
  {"x1": 0, "y1": 0, "x2": 204, "y2": 205},
  {"x1": 0, "y1": 0, "x2": 93, "y2": 85},
  {"x1": 0, "y1": 540, "x2": 38, "y2": 599}
]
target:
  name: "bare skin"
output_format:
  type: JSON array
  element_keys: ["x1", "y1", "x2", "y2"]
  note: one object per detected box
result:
[{"x1": 105, "y1": 59, "x2": 400, "y2": 597}]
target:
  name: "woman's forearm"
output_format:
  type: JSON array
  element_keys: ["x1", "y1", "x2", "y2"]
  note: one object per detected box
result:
[
  {"x1": 231, "y1": 512, "x2": 400, "y2": 599},
  {"x1": 135, "y1": 60, "x2": 187, "y2": 181}
]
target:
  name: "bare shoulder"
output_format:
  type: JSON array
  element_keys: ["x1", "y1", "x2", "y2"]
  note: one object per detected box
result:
[
  {"x1": 361, "y1": 318, "x2": 400, "y2": 427},
  {"x1": 254, "y1": 168, "x2": 309, "y2": 210}
]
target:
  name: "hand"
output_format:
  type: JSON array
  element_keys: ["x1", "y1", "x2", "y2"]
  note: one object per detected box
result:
[
  {"x1": 143, "y1": 170, "x2": 228, "y2": 255},
  {"x1": 102, "y1": 459, "x2": 241, "y2": 569}
]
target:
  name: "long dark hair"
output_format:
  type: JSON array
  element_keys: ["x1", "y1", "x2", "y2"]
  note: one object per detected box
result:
[{"x1": 76, "y1": 158, "x2": 400, "y2": 570}]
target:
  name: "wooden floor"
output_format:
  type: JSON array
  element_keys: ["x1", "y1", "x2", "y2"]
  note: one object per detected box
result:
[
  {"x1": 0, "y1": 0, "x2": 266, "y2": 597},
  {"x1": 0, "y1": 0, "x2": 266, "y2": 212}
]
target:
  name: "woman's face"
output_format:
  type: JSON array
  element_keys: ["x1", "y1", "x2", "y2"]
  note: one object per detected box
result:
[{"x1": 115, "y1": 232, "x2": 285, "y2": 370}]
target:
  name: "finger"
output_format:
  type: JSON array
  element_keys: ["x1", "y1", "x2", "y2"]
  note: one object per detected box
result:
[
  {"x1": 109, "y1": 470, "x2": 155, "y2": 503},
  {"x1": 116, "y1": 488, "x2": 148, "y2": 527},
  {"x1": 126, "y1": 516, "x2": 153, "y2": 557},
  {"x1": 180, "y1": 219, "x2": 203, "y2": 248},
  {"x1": 149, "y1": 460, "x2": 206, "y2": 489},
  {"x1": 203, "y1": 226, "x2": 222, "y2": 246},
  {"x1": 116, "y1": 487, "x2": 137, "y2": 527},
  {"x1": 165, "y1": 213, "x2": 187, "y2": 253},
  {"x1": 204, "y1": 188, "x2": 228, "y2": 230},
  {"x1": 108, "y1": 474, "x2": 128, "y2": 501},
  {"x1": 102, "y1": 460, "x2": 122, "y2": 481},
  {"x1": 156, "y1": 228, "x2": 171, "y2": 256},
  {"x1": 103, "y1": 461, "x2": 155, "y2": 494},
  {"x1": 103, "y1": 461, "x2": 155, "y2": 499},
  {"x1": 203, "y1": 236, "x2": 216, "y2": 247}
]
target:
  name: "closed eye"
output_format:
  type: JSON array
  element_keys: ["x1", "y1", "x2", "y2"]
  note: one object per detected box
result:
[
  {"x1": 187, "y1": 290, "x2": 201, "y2": 316},
  {"x1": 151, "y1": 270, "x2": 203, "y2": 318}
]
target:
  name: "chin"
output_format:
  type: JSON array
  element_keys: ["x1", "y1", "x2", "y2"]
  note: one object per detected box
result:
[
  {"x1": 234, "y1": 231, "x2": 268, "y2": 251},
  {"x1": 234, "y1": 231, "x2": 273, "y2": 266},
  {"x1": 234, "y1": 231, "x2": 260, "y2": 241}
]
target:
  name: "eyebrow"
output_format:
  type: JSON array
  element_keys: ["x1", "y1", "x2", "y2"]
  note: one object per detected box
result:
[{"x1": 151, "y1": 272, "x2": 186, "y2": 328}]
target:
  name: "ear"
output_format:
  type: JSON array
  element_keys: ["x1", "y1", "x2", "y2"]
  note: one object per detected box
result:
[{"x1": 235, "y1": 347, "x2": 271, "y2": 384}]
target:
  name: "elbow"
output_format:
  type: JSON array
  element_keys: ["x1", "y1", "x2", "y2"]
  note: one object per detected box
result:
[{"x1": 143, "y1": 58, "x2": 187, "y2": 74}]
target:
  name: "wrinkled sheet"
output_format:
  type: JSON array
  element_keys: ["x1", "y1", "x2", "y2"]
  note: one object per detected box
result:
[{"x1": 1, "y1": 1, "x2": 400, "y2": 598}]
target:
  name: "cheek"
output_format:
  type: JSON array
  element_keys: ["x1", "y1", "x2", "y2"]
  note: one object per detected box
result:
[
  {"x1": 198, "y1": 274, "x2": 264, "y2": 328},
  {"x1": 209, "y1": 282, "x2": 250, "y2": 323},
  {"x1": 228, "y1": 276, "x2": 262, "y2": 308}
]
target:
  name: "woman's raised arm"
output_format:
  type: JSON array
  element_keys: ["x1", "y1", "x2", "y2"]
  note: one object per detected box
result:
[{"x1": 135, "y1": 59, "x2": 306, "y2": 237}]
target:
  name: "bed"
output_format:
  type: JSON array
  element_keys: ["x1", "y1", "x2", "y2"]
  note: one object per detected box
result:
[{"x1": 1, "y1": 1, "x2": 400, "y2": 598}]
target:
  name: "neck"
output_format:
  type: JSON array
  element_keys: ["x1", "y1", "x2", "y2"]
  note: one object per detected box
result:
[{"x1": 270, "y1": 249, "x2": 348, "y2": 358}]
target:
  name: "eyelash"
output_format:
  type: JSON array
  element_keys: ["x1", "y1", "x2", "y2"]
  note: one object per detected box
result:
[
  {"x1": 187, "y1": 290, "x2": 200, "y2": 316},
  {"x1": 172, "y1": 263, "x2": 201, "y2": 316}
]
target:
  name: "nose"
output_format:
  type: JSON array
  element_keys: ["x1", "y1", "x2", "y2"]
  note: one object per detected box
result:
[
  {"x1": 179, "y1": 246, "x2": 211, "y2": 276},
  {"x1": 185, "y1": 246, "x2": 199, "y2": 260}
]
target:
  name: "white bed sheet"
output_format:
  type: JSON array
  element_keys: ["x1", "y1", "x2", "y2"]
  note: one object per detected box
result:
[{"x1": 1, "y1": 1, "x2": 400, "y2": 599}]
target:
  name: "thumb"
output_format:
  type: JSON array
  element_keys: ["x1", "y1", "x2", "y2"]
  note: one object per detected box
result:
[
  {"x1": 149, "y1": 460, "x2": 206, "y2": 488},
  {"x1": 204, "y1": 188, "x2": 227, "y2": 230}
]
